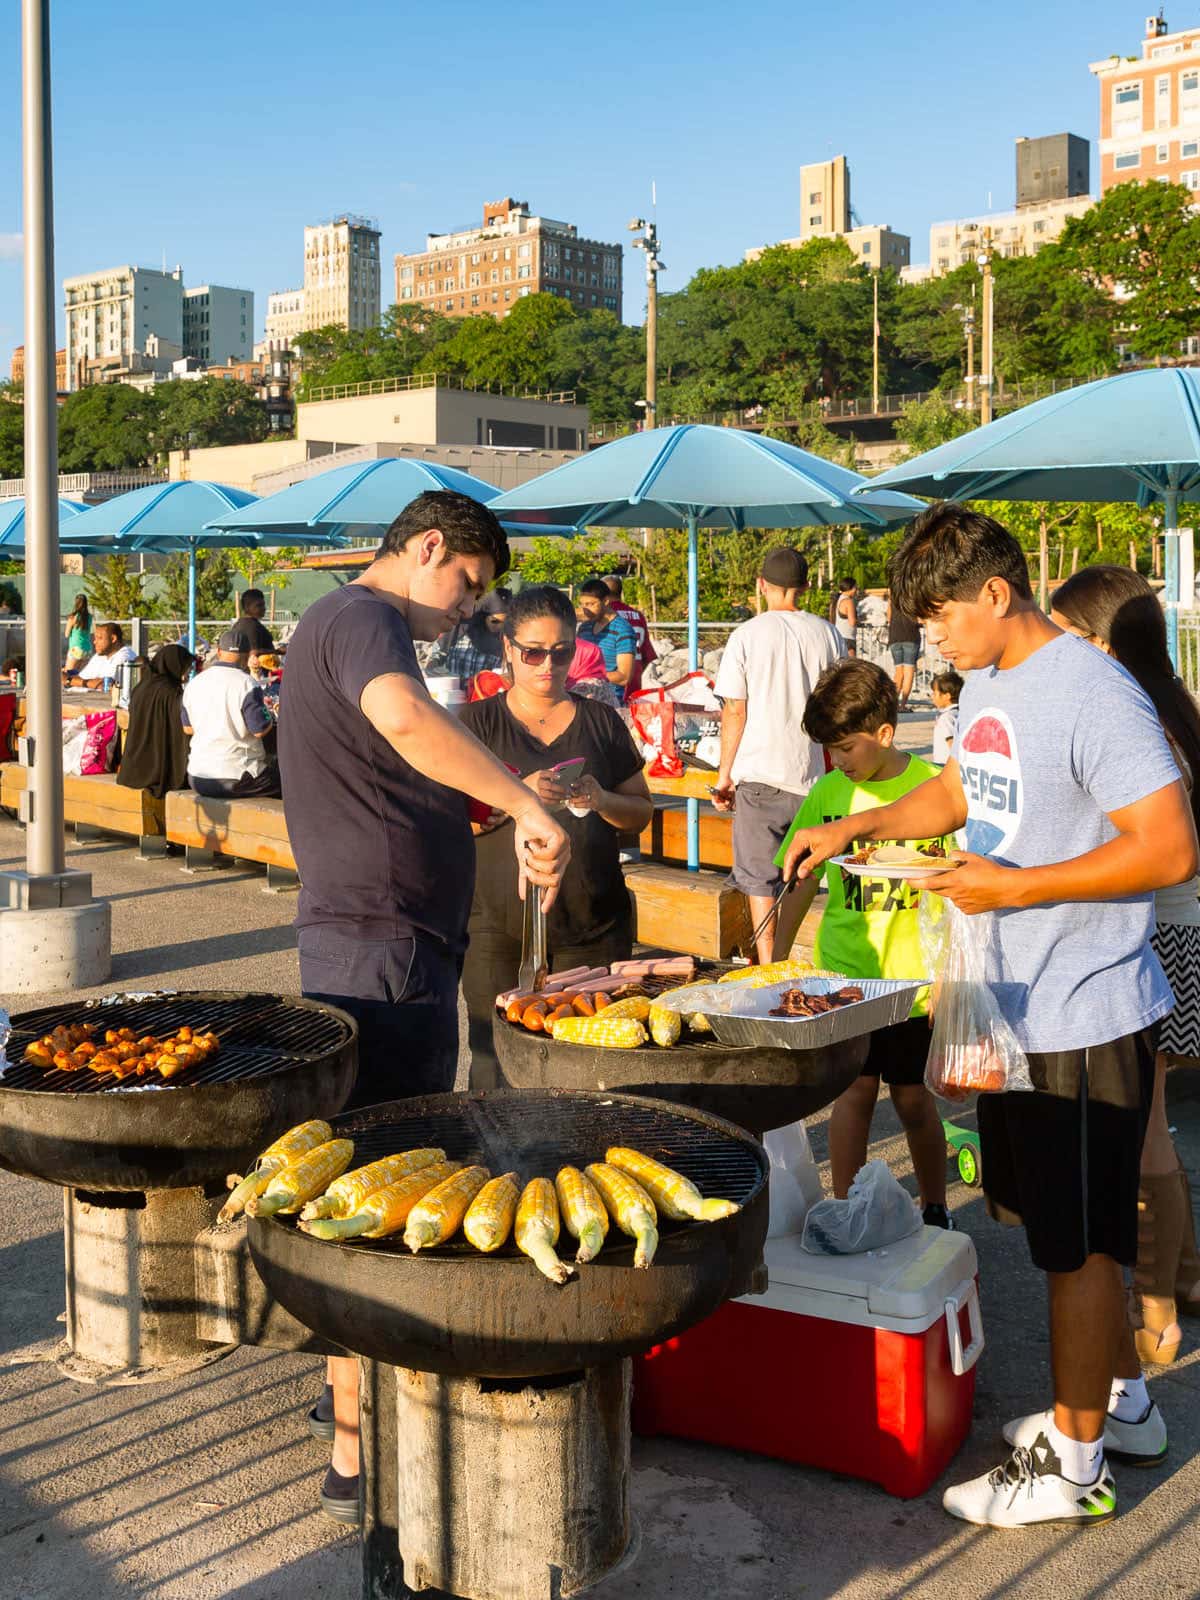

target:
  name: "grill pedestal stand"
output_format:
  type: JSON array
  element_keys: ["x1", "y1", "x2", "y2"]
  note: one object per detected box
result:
[
  {"x1": 361, "y1": 1359, "x2": 631, "y2": 1600},
  {"x1": 60, "y1": 1185, "x2": 234, "y2": 1383}
]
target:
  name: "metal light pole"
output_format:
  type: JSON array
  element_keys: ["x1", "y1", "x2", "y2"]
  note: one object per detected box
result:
[
  {"x1": 978, "y1": 232, "x2": 994, "y2": 427},
  {"x1": 1, "y1": 0, "x2": 110, "y2": 989},
  {"x1": 871, "y1": 269, "x2": 879, "y2": 416},
  {"x1": 629, "y1": 214, "x2": 663, "y2": 430},
  {"x1": 956, "y1": 292, "x2": 976, "y2": 414}
]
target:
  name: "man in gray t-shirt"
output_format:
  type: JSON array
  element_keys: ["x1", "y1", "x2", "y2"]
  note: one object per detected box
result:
[
  {"x1": 714, "y1": 546, "x2": 843, "y2": 961},
  {"x1": 782, "y1": 505, "x2": 1197, "y2": 1532}
]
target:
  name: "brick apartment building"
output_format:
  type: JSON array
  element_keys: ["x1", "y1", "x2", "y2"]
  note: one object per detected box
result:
[{"x1": 1092, "y1": 13, "x2": 1200, "y2": 193}]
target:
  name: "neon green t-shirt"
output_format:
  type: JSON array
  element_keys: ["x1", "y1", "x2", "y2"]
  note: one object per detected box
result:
[{"x1": 773, "y1": 754, "x2": 950, "y2": 1016}]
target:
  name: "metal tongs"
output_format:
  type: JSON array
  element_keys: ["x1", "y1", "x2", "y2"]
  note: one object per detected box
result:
[{"x1": 518, "y1": 879, "x2": 548, "y2": 994}]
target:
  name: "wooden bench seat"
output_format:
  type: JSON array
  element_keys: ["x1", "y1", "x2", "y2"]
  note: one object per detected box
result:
[
  {"x1": 639, "y1": 801, "x2": 733, "y2": 871},
  {"x1": 621, "y1": 862, "x2": 752, "y2": 959},
  {"x1": 164, "y1": 790, "x2": 298, "y2": 889},
  {"x1": 0, "y1": 764, "x2": 165, "y2": 849}
]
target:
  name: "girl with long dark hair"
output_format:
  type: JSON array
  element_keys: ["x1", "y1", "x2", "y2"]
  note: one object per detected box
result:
[
  {"x1": 1051, "y1": 564, "x2": 1200, "y2": 1364},
  {"x1": 64, "y1": 592, "x2": 92, "y2": 673}
]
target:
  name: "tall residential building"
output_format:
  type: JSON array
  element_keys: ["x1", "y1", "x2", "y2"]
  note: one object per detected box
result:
[
  {"x1": 265, "y1": 215, "x2": 382, "y2": 343},
  {"x1": 183, "y1": 285, "x2": 254, "y2": 365},
  {"x1": 928, "y1": 194, "x2": 1094, "y2": 276},
  {"x1": 63, "y1": 265, "x2": 183, "y2": 390},
  {"x1": 1015, "y1": 133, "x2": 1090, "y2": 207},
  {"x1": 800, "y1": 157, "x2": 852, "y2": 240},
  {"x1": 393, "y1": 197, "x2": 623, "y2": 320},
  {"x1": 10, "y1": 346, "x2": 67, "y2": 389},
  {"x1": 1091, "y1": 14, "x2": 1200, "y2": 193}
]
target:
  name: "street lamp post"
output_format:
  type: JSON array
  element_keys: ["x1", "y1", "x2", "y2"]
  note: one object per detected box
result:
[
  {"x1": 977, "y1": 230, "x2": 994, "y2": 426},
  {"x1": 871, "y1": 269, "x2": 880, "y2": 416},
  {"x1": 1, "y1": 0, "x2": 111, "y2": 991},
  {"x1": 629, "y1": 215, "x2": 663, "y2": 432},
  {"x1": 955, "y1": 292, "x2": 976, "y2": 414}
]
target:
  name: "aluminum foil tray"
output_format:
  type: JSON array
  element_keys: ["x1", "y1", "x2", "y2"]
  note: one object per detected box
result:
[{"x1": 706, "y1": 977, "x2": 924, "y2": 1052}]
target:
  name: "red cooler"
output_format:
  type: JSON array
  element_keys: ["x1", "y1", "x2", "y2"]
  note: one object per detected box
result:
[{"x1": 633, "y1": 1225, "x2": 983, "y2": 1499}]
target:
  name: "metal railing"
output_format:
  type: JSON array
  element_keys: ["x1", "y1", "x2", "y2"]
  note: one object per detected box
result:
[
  {"x1": 304, "y1": 371, "x2": 578, "y2": 407},
  {"x1": 1179, "y1": 611, "x2": 1200, "y2": 694},
  {"x1": 0, "y1": 468, "x2": 167, "y2": 500}
]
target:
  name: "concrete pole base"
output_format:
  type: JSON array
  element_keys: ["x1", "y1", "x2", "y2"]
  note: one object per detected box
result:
[
  {"x1": 0, "y1": 898, "x2": 111, "y2": 992},
  {"x1": 61, "y1": 1185, "x2": 233, "y2": 1383},
  {"x1": 390, "y1": 1362, "x2": 632, "y2": 1600}
]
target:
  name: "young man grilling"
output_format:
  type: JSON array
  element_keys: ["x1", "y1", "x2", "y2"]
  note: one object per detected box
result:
[
  {"x1": 279, "y1": 490, "x2": 570, "y2": 1524},
  {"x1": 782, "y1": 502, "x2": 1197, "y2": 1529}
]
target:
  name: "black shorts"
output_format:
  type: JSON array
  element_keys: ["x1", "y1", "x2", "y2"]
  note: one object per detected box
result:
[
  {"x1": 976, "y1": 1025, "x2": 1157, "y2": 1274},
  {"x1": 861, "y1": 1016, "x2": 931, "y2": 1087}
]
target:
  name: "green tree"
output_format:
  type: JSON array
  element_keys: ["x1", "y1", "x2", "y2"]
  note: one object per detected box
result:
[
  {"x1": 894, "y1": 392, "x2": 977, "y2": 456},
  {"x1": 154, "y1": 377, "x2": 270, "y2": 455},
  {"x1": 514, "y1": 532, "x2": 612, "y2": 588},
  {"x1": 1058, "y1": 180, "x2": 1200, "y2": 361},
  {"x1": 549, "y1": 311, "x2": 644, "y2": 424},
  {"x1": 160, "y1": 549, "x2": 234, "y2": 621},
  {"x1": 0, "y1": 385, "x2": 23, "y2": 477},
  {"x1": 58, "y1": 383, "x2": 160, "y2": 471},
  {"x1": 84, "y1": 555, "x2": 157, "y2": 618},
  {"x1": 228, "y1": 546, "x2": 305, "y2": 588}
]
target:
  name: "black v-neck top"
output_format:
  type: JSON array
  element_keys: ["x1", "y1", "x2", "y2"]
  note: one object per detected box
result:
[{"x1": 459, "y1": 692, "x2": 643, "y2": 945}]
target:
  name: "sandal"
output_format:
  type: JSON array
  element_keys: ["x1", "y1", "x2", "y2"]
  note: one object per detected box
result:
[{"x1": 307, "y1": 1383, "x2": 335, "y2": 1442}]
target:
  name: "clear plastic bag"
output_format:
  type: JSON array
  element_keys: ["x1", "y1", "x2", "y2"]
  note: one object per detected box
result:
[
  {"x1": 801, "y1": 1160, "x2": 922, "y2": 1255},
  {"x1": 919, "y1": 898, "x2": 1033, "y2": 1103},
  {"x1": 764, "y1": 1122, "x2": 823, "y2": 1238}
]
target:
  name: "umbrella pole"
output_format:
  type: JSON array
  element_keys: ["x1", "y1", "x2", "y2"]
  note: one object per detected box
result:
[
  {"x1": 1164, "y1": 489, "x2": 1180, "y2": 669},
  {"x1": 187, "y1": 546, "x2": 197, "y2": 653},
  {"x1": 687, "y1": 513, "x2": 699, "y2": 873}
]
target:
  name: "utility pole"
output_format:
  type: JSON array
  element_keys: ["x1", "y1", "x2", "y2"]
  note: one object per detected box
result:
[
  {"x1": 871, "y1": 269, "x2": 879, "y2": 415},
  {"x1": 978, "y1": 229, "x2": 994, "y2": 426},
  {"x1": 957, "y1": 289, "x2": 976, "y2": 414},
  {"x1": 629, "y1": 209, "x2": 663, "y2": 430}
]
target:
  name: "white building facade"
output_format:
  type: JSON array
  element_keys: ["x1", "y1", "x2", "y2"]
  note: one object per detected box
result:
[
  {"x1": 183, "y1": 285, "x2": 254, "y2": 365},
  {"x1": 927, "y1": 195, "x2": 1094, "y2": 276},
  {"x1": 63, "y1": 265, "x2": 184, "y2": 390}
]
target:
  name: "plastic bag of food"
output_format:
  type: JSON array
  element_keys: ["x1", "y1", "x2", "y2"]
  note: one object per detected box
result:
[
  {"x1": 0, "y1": 1005, "x2": 9, "y2": 1075},
  {"x1": 801, "y1": 1160, "x2": 922, "y2": 1255},
  {"x1": 764, "y1": 1121, "x2": 823, "y2": 1238},
  {"x1": 919, "y1": 898, "x2": 1032, "y2": 1103},
  {"x1": 627, "y1": 688, "x2": 683, "y2": 778}
]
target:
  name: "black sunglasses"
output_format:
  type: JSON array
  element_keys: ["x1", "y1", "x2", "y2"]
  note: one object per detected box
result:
[{"x1": 512, "y1": 641, "x2": 575, "y2": 666}]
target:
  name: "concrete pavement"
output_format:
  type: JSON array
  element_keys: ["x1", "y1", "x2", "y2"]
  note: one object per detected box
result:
[{"x1": 2, "y1": 813, "x2": 1199, "y2": 1600}]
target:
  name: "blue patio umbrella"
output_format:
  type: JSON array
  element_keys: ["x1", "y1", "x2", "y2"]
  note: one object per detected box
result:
[
  {"x1": 0, "y1": 495, "x2": 89, "y2": 550},
  {"x1": 204, "y1": 456, "x2": 572, "y2": 543},
  {"x1": 491, "y1": 424, "x2": 923, "y2": 869},
  {"x1": 862, "y1": 367, "x2": 1200, "y2": 662}
]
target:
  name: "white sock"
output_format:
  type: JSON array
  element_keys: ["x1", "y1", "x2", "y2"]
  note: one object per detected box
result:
[
  {"x1": 1109, "y1": 1375, "x2": 1150, "y2": 1422},
  {"x1": 1045, "y1": 1418, "x2": 1104, "y2": 1485}
]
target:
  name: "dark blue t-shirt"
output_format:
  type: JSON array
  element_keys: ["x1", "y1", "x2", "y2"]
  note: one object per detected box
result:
[{"x1": 278, "y1": 584, "x2": 473, "y2": 950}]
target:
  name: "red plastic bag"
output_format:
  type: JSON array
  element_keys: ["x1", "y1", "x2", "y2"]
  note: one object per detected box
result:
[
  {"x1": 80, "y1": 710, "x2": 119, "y2": 775},
  {"x1": 628, "y1": 689, "x2": 683, "y2": 778}
]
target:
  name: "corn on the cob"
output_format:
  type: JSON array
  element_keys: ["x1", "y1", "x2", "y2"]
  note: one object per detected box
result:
[
  {"x1": 595, "y1": 995, "x2": 652, "y2": 1022},
  {"x1": 300, "y1": 1147, "x2": 446, "y2": 1221},
  {"x1": 555, "y1": 1166, "x2": 609, "y2": 1263},
  {"x1": 717, "y1": 960, "x2": 819, "y2": 988},
  {"x1": 605, "y1": 1146, "x2": 740, "y2": 1222},
  {"x1": 246, "y1": 1139, "x2": 355, "y2": 1217},
  {"x1": 648, "y1": 1001, "x2": 682, "y2": 1048},
  {"x1": 515, "y1": 1177, "x2": 574, "y2": 1283},
  {"x1": 220, "y1": 1119, "x2": 335, "y2": 1222},
  {"x1": 549, "y1": 1015, "x2": 647, "y2": 1049},
  {"x1": 404, "y1": 1165, "x2": 490, "y2": 1252},
  {"x1": 463, "y1": 1171, "x2": 521, "y2": 1253},
  {"x1": 301, "y1": 1160, "x2": 460, "y2": 1239},
  {"x1": 585, "y1": 1162, "x2": 659, "y2": 1268}
]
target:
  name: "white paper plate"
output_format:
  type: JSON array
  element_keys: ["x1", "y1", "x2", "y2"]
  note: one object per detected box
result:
[{"x1": 829, "y1": 855, "x2": 960, "y2": 881}]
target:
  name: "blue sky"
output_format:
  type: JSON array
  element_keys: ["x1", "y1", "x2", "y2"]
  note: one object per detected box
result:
[{"x1": 0, "y1": 0, "x2": 1162, "y2": 358}]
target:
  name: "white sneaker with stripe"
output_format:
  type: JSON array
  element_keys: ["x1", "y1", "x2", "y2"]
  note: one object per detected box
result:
[
  {"x1": 1003, "y1": 1402, "x2": 1167, "y2": 1467},
  {"x1": 943, "y1": 1434, "x2": 1117, "y2": 1527}
]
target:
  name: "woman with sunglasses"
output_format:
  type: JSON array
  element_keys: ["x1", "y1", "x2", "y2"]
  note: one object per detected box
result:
[{"x1": 459, "y1": 585, "x2": 654, "y2": 1087}]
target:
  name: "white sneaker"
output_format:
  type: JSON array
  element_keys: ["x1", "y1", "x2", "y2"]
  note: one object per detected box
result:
[
  {"x1": 1003, "y1": 1403, "x2": 1167, "y2": 1467},
  {"x1": 943, "y1": 1435, "x2": 1117, "y2": 1527}
]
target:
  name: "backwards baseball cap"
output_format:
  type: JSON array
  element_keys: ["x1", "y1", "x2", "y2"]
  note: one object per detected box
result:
[
  {"x1": 217, "y1": 628, "x2": 250, "y2": 652},
  {"x1": 760, "y1": 546, "x2": 808, "y2": 589}
]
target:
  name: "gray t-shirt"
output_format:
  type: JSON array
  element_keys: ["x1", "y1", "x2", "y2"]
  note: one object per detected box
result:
[
  {"x1": 714, "y1": 610, "x2": 844, "y2": 794},
  {"x1": 957, "y1": 632, "x2": 1179, "y2": 1053}
]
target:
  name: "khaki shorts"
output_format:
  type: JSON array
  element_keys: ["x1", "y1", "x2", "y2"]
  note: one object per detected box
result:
[{"x1": 728, "y1": 781, "x2": 808, "y2": 898}]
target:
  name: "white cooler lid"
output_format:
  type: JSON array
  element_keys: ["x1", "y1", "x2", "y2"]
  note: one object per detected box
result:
[{"x1": 741, "y1": 1226, "x2": 978, "y2": 1329}]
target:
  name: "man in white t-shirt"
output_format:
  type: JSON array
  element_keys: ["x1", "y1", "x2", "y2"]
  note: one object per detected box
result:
[
  {"x1": 71, "y1": 622, "x2": 136, "y2": 688},
  {"x1": 714, "y1": 547, "x2": 844, "y2": 960},
  {"x1": 181, "y1": 629, "x2": 280, "y2": 797}
]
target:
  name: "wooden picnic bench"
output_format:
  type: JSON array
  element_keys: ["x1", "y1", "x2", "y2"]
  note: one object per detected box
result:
[
  {"x1": 0, "y1": 764, "x2": 165, "y2": 853},
  {"x1": 163, "y1": 791, "x2": 299, "y2": 891}
]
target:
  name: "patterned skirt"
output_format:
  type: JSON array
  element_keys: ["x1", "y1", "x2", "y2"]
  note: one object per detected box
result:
[{"x1": 1152, "y1": 921, "x2": 1200, "y2": 1060}]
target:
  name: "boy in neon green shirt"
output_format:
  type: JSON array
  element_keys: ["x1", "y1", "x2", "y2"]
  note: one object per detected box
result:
[{"x1": 774, "y1": 658, "x2": 953, "y2": 1226}]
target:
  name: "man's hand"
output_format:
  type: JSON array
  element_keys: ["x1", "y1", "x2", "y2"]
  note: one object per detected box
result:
[
  {"x1": 918, "y1": 852, "x2": 1024, "y2": 914},
  {"x1": 712, "y1": 779, "x2": 735, "y2": 813},
  {"x1": 782, "y1": 816, "x2": 859, "y2": 882},
  {"x1": 524, "y1": 769, "x2": 568, "y2": 808},
  {"x1": 511, "y1": 800, "x2": 571, "y2": 912}
]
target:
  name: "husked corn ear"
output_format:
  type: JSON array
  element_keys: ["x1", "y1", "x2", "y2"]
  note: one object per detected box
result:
[
  {"x1": 549, "y1": 1015, "x2": 647, "y2": 1049},
  {"x1": 515, "y1": 1177, "x2": 574, "y2": 1283},
  {"x1": 585, "y1": 1162, "x2": 659, "y2": 1268},
  {"x1": 717, "y1": 960, "x2": 818, "y2": 988},
  {"x1": 463, "y1": 1172, "x2": 521, "y2": 1253},
  {"x1": 605, "y1": 1146, "x2": 740, "y2": 1222},
  {"x1": 247, "y1": 1139, "x2": 355, "y2": 1216},
  {"x1": 648, "y1": 1002, "x2": 682, "y2": 1048},
  {"x1": 302, "y1": 1161, "x2": 460, "y2": 1240},
  {"x1": 555, "y1": 1166, "x2": 609, "y2": 1263},
  {"x1": 300, "y1": 1147, "x2": 446, "y2": 1221},
  {"x1": 596, "y1": 995, "x2": 652, "y2": 1021},
  {"x1": 220, "y1": 1119, "x2": 336, "y2": 1221},
  {"x1": 404, "y1": 1165, "x2": 490, "y2": 1253}
]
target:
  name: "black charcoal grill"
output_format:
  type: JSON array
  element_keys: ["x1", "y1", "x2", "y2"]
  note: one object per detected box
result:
[
  {"x1": 0, "y1": 990, "x2": 356, "y2": 1382},
  {"x1": 250, "y1": 1090, "x2": 768, "y2": 1600},
  {"x1": 0, "y1": 991, "x2": 357, "y2": 1190}
]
